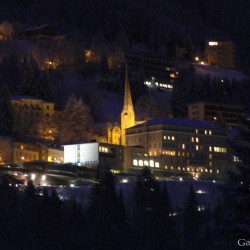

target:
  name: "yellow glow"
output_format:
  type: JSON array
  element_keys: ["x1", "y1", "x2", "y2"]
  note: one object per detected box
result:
[{"x1": 195, "y1": 57, "x2": 199, "y2": 61}]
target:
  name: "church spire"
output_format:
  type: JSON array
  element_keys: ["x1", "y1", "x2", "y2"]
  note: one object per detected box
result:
[
  {"x1": 123, "y1": 63, "x2": 134, "y2": 111},
  {"x1": 120, "y1": 63, "x2": 135, "y2": 145}
]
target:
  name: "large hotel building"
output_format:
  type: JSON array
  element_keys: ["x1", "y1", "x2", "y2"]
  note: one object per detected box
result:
[{"x1": 124, "y1": 118, "x2": 233, "y2": 180}]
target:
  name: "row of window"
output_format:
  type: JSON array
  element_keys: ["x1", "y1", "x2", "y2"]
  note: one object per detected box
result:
[{"x1": 164, "y1": 165, "x2": 220, "y2": 174}]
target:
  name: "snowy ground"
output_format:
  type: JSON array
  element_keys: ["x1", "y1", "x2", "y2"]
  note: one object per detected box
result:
[
  {"x1": 193, "y1": 64, "x2": 247, "y2": 81},
  {"x1": 56, "y1": 180, "x2": 223, "y2": 214}
]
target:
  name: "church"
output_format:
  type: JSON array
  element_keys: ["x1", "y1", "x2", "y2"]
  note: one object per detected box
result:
[{"x1": 102, "y1": 65, "x2": 143, "y2": 146}]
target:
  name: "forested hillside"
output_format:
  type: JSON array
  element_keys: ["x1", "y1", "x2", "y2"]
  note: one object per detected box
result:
[{"x1": 1, "y1": 0, "x2": 250, "y2": 73}]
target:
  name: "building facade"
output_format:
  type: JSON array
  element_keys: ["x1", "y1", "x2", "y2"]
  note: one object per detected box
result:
[
  {"x1": 125, "y1": 118, "x2": 233, "y2": 180},
  {"x1": 188, "y1": 102, "x2": 244, "y2": 127},
  {"x1": 206, "y1": 40, "x2": 235, "y2": 68}
]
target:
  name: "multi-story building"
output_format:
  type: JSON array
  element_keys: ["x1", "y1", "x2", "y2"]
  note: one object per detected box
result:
[
  {"x1": 0, "y1": 136, "x2": 63, "y2": 164},
  {"x1": 11, "y1": 95, "x2": 61, "y2": 140},
  {"x1": 206, "y1": 40, "x2": 235, "y2": 68},
  {"x1": 125, "y1": 118, "x2": 233, "y2": 180},
  {"x1": 188, "y1": 102, "x2": 244, "y2": 128},
  {"x1": 108, "y1": 49, "x2": 176, "y2": 91},
  {"x1": 38, "y1": 142, "x2": 64, "y2": 163},
  {"x1": 11, "y1": 95, "x2": 55, "y2": 120},
  {"x1": 63, "y1": 142, "x2": 124, "y2": 172}
]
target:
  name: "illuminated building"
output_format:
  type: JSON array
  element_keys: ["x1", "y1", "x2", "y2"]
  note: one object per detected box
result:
[
  {"x1": 11, "y1": 95, "x2": 55, "y2": 120},
  {"x1": 108, "y1": 49, "x2": 176, "y2": 91},
  {"x1": 188, "y1": 102, "x2": 244, "y2": 127},
  {"x1": 206, "y1": 40, "x2": 235, "y2": 68},
  {"x1": 38, "y1": 142, "x2": 63, "y2": 163},
  {"x1": 63, "y1": 142, "x2": 123, "y2": 172},
  {"x1": 98, "y1": 65, "x2": 143, "y2": 146},
  {"x1": 124, "y1": 118, "x2": 233, "y2": 179}
]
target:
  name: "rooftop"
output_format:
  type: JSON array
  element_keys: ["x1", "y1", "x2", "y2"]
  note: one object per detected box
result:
[{"x1": 128, "y1": 117, "x2": 222, "y2": 130}]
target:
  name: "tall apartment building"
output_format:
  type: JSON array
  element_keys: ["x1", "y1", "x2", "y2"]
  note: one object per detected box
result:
[
  {"x1": 125, "y1": 118, "x2": 233, "y2": 180},
  {"x1": 206, "y1": 40, "x2": 235, "y2": 68},
  {"x1": 188, "y1": 102, "x2": 244, "y2": 127},
  {"x1": 108, "y1": 49, "x2": 176, "y2": 90}
]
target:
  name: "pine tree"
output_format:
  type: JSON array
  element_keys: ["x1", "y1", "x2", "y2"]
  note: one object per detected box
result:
[
  {"x1": 183, "y1": 184, "x2": 201, "y2": 249},
  {"x1": 0, "y1": 84, "x2": 14, "y2": 136},
  {"x1": 132, "y1": 167, "x2": 172, "y2": 250},
  {"x1": 24, "y1": 180, "x2": 36, "y2": 197}
]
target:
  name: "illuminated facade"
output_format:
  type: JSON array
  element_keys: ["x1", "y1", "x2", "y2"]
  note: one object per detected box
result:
[
  {"x1": 125, "y1": 118, "x2": 233, "y2": 179},
  {"x1": 63, "y1": 142, "x2": 123, "y2": 171},
  {"x1": 188, "y1": 102, "x2": 244, "y2": 127},
  {"x1": 11, "y1": 95, "x2": 55, "y2": 120},
  {"x1": 120, "y1": 65, "x2": 135, "y2": 145},
  {"x1": 206, "y1": 40, "x2": 235, "y2": 68}
]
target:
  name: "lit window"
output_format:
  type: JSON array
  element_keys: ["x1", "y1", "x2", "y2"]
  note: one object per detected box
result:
[
  {"x1": 216, "y1": 169, "x2": 220, "y2": 174},
  {"x1": 209, "y1": 130, "x2": 212, "y2": 135},
  {"x1": 183, "y1": 167, "x2": 186, "y2": 171},
  {"x1": 133, "y1": 160, "x2": 138, "y2": 166},
  {"x1": 139, "y1": 160, "x2": 143, "y2": 166},
  {"x1": 172, "y1": 136, "x2": 175, "y2": 141},
  {"x1": 209, "y1": 154, "x2": 212, "y2": 159},
  {"x1": 182, "y1": 144, "x2": 185, "y2": 150},
  {"x1": 187, "y1": 167, "x2": 190, "y2": 171},
  {"x1": 196, "y1": 129, "x2": 198, "y2": 134},
  {"x1": 205, "y1": 130, "x2": 207, "y2": 135},
  {"x1": 196, "y1": 137, "x2": 199, "y2": 143},
  {"x1": 165, "y1": 165, "x2": 168, "y2": 170},
  {"x1": 163, "y1": 135, "x2": 166, "y2": 140},
  {"x1": 196, "y1": 145, "x2": 199, "y2": 151},
  {"x1": 149, "y1": 160, "x2": 154, "y2": 167},
  {"x1": 191, "y1": 137, "x2": 194, "y2": 142},
  {"x1": 178, "y1": 167, "x2": 181, "y2": 171},
  {"x1": 171, "y1": 166, "x2": 174, "y2": 170},
  {"x1": 144, "y1": 160, "x2": 148, "y2": 166},
  {"x1": 209, "y1": 146, "x2": 212, "y2": 152},
  {"x1": 205, "y1": 169, "x2": 208, "y2": 172},
  {"x1": 208, "y1": 41, "x2": 218, "y2": 46},
  {"x1": 168, "y1": 136, "x2": 170, "y2": 140},
  {"x1": 155, "y1": 162, "x2": 160, "y2": 168}
]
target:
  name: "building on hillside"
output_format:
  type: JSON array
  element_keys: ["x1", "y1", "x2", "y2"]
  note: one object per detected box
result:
[
  {"x1": 13, "y1": 141, "x2": 39, "y2": 163},
  {"x1": 0, "y1": 136, "x2": 63, "y2": 164},
  {"x1": 206, "y1": 40, "x2": 235, "y2": 68},
  {"x1": 124, "y1": 118, "x2": 234, "y2": 180},
  {"x1": 108, "y1": 49, "x2": 176, "y2": 91},
  {"x1": 188, "y1": 102, "x2": 244, "y2": 128},
  {"x1": 63, "y1": 142, "x2": 124, "y2": 172},
  {"x1": 0, "y1": 137, "x2": 14, "y2": 164},
  {"x1": 37, "y1": 142, "x2": 64, "y2": 163},
  {"x1": 11, "y1": 95, "x2": 61, "y2": 140}
]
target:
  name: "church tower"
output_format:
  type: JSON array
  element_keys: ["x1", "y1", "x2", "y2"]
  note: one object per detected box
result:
[{"x1": 121, "y1": 65, "x2": 135, "y2": 145}]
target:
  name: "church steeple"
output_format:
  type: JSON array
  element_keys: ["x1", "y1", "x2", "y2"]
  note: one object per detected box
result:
[
  {"x1": 123, "y1": 64, "x2": 134, "y2": 111},
  {"x1": 121, "y1": 64, "x2": 135, "y2": 145}
]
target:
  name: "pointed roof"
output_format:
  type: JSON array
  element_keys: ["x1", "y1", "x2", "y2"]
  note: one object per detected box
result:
[{"x1": 123, "y1": 64, "x2": 134, "y2": 111}]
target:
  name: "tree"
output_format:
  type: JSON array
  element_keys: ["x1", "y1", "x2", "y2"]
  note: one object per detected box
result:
[
  {"x1": 132, "y1": 167, "x2": 173, "y2": 250},
  {"x1": 0, "y1": 84, "x2": 14, "y2": 136},
  {"x1": 183, "y1": 184, "x2": 201, "y2": 249},
  {"x1": 20, "y1": 57, "x2": 54, "y2": 101},
  {"x1": 59, "y1": 95, "x2": 94, "y2": 143},
  {"x1": 24, "y1": 180, "x2": 36, "y2": 197},
  {"x1": 88, "y1": 167, "x2": 126, "y2": 250},
  {"x1": 135, "y1": 95, "x2": 164, "y2": 121}
]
